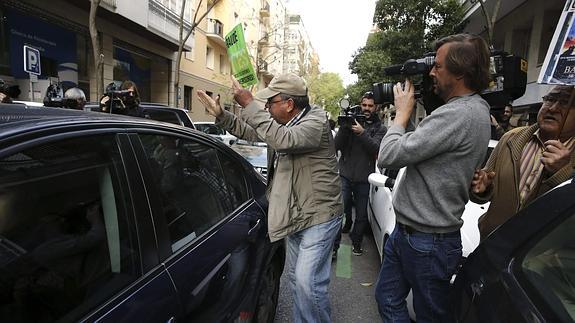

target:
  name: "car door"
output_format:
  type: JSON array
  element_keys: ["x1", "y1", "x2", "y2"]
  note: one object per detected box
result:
[
  {"x1": 131, "y1": 131, "x2": 270, "y2": 322},
  {"x1": 0, "y1": 130, "x2": 180, "y2": 322},
  {"x1": 453, "y1": 179, "x2": 575, "y2": 322}
]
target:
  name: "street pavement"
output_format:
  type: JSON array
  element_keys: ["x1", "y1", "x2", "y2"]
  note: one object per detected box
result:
[{"x1": 274, "y1": 231, "x2": 382, "y2": 322}]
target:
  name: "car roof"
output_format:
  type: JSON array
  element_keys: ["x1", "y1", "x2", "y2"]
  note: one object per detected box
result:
[{"x1": 0, "y1": 103, "x2": 200, "y2": 142}]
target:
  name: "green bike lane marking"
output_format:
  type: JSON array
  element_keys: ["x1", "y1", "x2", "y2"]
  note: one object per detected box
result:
[{"x1": 335, "y1": 244, "x2": 352, "y2": 278}]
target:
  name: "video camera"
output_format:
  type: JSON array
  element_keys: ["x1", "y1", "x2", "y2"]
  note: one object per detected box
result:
[
  {"x1": 43, "y1": 82, "x2": 65, "y2": 107},
  {"x1": 101, "y1": 82, "x2": 136, "y2": 114},
  {"x1": 373, "y1": 50, "x2": 527, "y2": 113},
  {"x1": 337, "y1": 98, "x2": 366, "y2": 128}
]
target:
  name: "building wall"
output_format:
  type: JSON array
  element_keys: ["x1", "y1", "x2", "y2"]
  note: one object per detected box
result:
[{"x1": 462, "y1": 0, "x2": 563, "y2": 109}]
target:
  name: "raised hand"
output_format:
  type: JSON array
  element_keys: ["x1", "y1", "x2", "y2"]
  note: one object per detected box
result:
[
  {"x1": 541, "y1": 140, "x2": 573, "y2": 174},
  {"x1": 393, "y1": 79, "x2": 416, "y2": 128},
  {"x1": 197, "y1": 90, "x2": 223, "y2": 118},
  {"x1": 231, "y1": 75, "x2": 254, "y2": 108}
]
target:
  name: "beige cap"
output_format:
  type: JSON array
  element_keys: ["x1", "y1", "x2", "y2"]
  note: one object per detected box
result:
[{"x1": 255, "y1": 73, "x2": 308, "y2": 99}]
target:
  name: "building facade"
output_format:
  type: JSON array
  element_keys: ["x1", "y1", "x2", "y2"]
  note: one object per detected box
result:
[
  {"x1": 461, "y1": 0, "x2": 564, "y2": 124},
  {"x1": 0, "y1": 0, "x2": 317, "y2": 122}
]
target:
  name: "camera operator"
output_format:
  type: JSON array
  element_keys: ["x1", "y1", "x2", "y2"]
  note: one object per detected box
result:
[
  {"x1": 374, "y1": 34, "x2": 492, "y2": 322},
  {"x1": 100, "y1": 80, "x2": 143, "y2": 117},
  {"x1": 333, "y1": 91, "x2": 386, "y2": 258},
  {"x1": 63, "y1": 87, "x2": 86, "y2": 110}
]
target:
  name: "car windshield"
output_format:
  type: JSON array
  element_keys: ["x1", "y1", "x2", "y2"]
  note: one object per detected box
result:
[{"x1": 195, "y1": 123, "x2": 226, "y2": 136}]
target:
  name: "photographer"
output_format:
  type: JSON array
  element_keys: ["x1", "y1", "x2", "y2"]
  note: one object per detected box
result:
[
  {"x1": 100, "y1": 80, "x2": 143, "y2": 117},
  {"x1": 333, "y1": 91, "x2": 386, "y2": 257},
  {"x1": 374, "y1": 34, "x2": 492, "y2": 322}
]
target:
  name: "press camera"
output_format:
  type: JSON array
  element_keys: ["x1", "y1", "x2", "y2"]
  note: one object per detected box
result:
[
  {"x1": 100, "y1": 82, "x2": 136, "y2": 114},
  {"x1": 373, "y1": 50, "x2": 527, "y2": 113},
  {"x1": 43, "y1": 82, "x2": 65, "y2": 107},
  {"x1": 337, "y1": 98, "x2": 366, "y2": 128}
]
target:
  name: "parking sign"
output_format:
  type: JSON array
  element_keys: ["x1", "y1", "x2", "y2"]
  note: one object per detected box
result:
[{"x1": 23, "y1": 45, "x2": 41, "y2": 75}]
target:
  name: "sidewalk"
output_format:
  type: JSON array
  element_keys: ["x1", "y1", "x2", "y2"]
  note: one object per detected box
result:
[{"x1": 274, "y1": 232, "x2": 382, "y2": 322}]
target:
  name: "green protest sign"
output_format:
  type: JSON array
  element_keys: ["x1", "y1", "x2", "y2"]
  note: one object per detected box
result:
[{"x1": 225, "y1": 23, "x2": 258, "y2": 88}]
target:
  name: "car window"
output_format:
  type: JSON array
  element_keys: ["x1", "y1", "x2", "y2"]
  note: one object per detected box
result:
[
  {"x1": 0, "y1": 135, "x2": 140, "y2": 322},
  {"x1": 143, "y1": 109, "x2": 183, "y2": 126},
  {"x1": 217, "y1": 151, "x2": 250, "y2": 207},
  {"x1": 140, "y1": 134, "x2": 241, "y2": 252},
  {"x1": 520, "y1": 210, "x2": 575, "y2": 321}
]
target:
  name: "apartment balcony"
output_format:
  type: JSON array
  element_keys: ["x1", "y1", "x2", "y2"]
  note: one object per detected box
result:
[
  {"x1": 260, "y1": 1, "x2": 270, "y2": 18},
  {"x1": 206, "y1": 18, "x2": 226, "y2": 48},
  {"x1": 148, "y1": 0, "x2": 194, "y2": 49}
]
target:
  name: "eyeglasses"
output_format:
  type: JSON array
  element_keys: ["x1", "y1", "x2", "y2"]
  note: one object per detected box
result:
[
  {"x1": 265, "y1": 98, "x2": 287, "y2": 110},
  {"x1": 542, "y1": 95, "x2": 573, "y2": 108}
]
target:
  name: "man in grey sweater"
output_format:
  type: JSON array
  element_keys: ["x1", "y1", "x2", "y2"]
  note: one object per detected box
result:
[{"x1": 374, "y1": 34, "x2": 492, "y2": 322}]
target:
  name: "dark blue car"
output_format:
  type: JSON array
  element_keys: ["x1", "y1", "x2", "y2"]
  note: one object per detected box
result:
[{"x1": 0, "y1": 104, "x2": 284, "y2": 322}]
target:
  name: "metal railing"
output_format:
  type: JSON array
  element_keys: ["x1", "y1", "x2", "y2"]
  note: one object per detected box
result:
[
  {"x1": 148, "y1": 0, "x2": 193, "y2": 46},
  {"x1": 206, "y1": 18, "x2": 223, "y2": 37}
]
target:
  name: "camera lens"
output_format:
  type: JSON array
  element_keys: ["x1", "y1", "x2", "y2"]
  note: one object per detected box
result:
[{"x1": 372, "y1": 82, "x2": 395, "y2": 105}]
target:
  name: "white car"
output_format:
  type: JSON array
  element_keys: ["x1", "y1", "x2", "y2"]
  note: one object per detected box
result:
[
  {"x1": 367, "y1": 139, "x2": 498, "y2": 262},
  {"x1": 194, "y1": 121, "x2": 237, "y2": 146}
]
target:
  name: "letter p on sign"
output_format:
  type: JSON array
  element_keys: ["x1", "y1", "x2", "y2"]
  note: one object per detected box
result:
[{"x1": 24, "y1": 45, "x2": 41, "y2": 75}]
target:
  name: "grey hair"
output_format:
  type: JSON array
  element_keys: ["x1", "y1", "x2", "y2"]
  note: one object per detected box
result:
[{"x1": 64, "y1": 87, "x2": 86, "y2": 101}]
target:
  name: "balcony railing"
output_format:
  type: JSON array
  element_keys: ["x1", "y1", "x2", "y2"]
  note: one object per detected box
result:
[
  {"x1": 206, "y1": 18, "x2": 225, "y2": 47},
  {"x1": 148, "y1": 0, "x2": 194, "y2": 48},
  {"x1": 206, "y1": 18, "x2": 223, "y2": 38}
]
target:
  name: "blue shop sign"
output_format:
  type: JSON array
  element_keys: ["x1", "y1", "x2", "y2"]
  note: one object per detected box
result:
[{"x1": 7, "y1": 9, "x2": 76, "y2": 79}]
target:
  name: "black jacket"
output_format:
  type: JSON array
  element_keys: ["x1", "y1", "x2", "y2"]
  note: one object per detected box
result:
[{"x1": 335, "y1": 116, "x2": 387, "y2": 183}]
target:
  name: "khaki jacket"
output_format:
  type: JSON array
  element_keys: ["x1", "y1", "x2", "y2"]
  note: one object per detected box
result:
[
  {"x1": 218, "y1": 101, "x2": 343, "y2": 242},
  {"x1": 471, "y1": 124, "x2": 575, "y2": 239}
]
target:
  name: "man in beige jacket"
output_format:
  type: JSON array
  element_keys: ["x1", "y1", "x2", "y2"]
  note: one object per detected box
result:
[
  {"x1": 197, "y1": 74, "x2": 342, "y2": 323},
  {"x1": 471, "y1": 85, "x2": 575, "y2": 240}
]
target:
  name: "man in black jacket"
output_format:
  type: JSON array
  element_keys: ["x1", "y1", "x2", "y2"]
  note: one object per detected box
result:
[{"x1": 334, "y1": 91, "x2": 387, "y2": 256}]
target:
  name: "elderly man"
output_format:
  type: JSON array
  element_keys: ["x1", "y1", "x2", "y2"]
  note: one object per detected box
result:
[
  {"x1": 471, "y1": 85, "x2": 575, "y2": 240},
  {"x1": 196, "y1": 73, "x2": 342, "y2": 323}
]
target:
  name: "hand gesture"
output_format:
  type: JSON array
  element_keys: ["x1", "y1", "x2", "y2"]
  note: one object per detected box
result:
[
  {"x1": 490, "y1": 115, "x2": 499, "y2": 127},
  {"x1": 393, "y1": 79, "x2": 416, "y2": 128},
  {"x1": 231, "y1": 76, "x2": 254, "y2": 108},
  {"x1": 471, "y1": 169, "x2": 496, "y2": 194},
  {"x1": 541, "y1": 140, "x2": 573, "y2": 174},
  {"x1": 197, "y1": 90, "x2": 223, "y2": 118},
  {"x1": 351, "y1": 120, "x2": 365, "y2": 135}
]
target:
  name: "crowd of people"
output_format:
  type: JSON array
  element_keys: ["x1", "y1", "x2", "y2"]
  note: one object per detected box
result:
[
  {"x1": 196, "y1": 32, "x2": 575, "y2": 323},
  {"x1": 1, "y1": 30, "x2": 574, "y2": 322}
]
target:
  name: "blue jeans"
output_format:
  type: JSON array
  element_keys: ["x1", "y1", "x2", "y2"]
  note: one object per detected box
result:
[
  {"x1": 334, "y1": 176, "x2": 369, "y2": 249},
  {"x1": 286, "y1": 215, "x2": 342, "y2": 323},
  {"x1": 375, "y1": 223, "x2": 462, "y2": 323}
]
